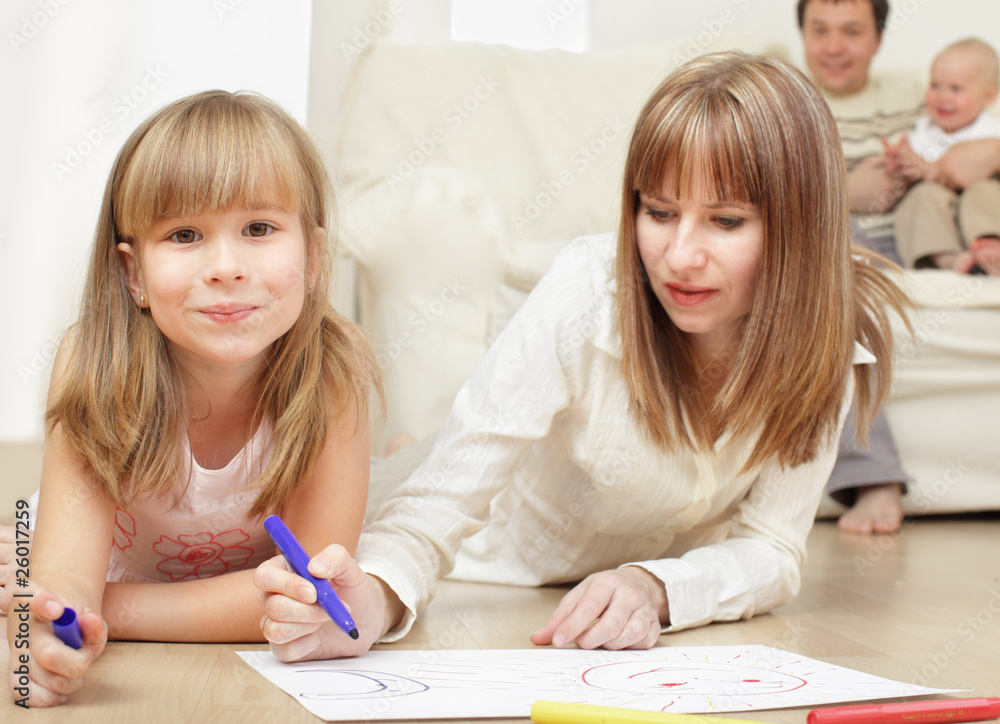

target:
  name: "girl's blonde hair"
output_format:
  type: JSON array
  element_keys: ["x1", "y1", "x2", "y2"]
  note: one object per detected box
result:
[
  {"x1": 48, "y1": 89, "x2": 381, "y2": 518},
  {"x1": 617, "y1": 52, "x2": 909, "y2": 471}
]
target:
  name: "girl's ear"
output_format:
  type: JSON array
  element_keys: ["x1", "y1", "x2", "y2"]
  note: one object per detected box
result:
[
  {"x1": 306, "y1": 227, "x2": 326, "y2": 291},
  {"x1": 117, "y1": 242, "x2": 147, "y2": 307}
]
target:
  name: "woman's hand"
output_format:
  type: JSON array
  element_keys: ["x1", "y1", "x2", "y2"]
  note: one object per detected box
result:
[
  {"x1": 7, "y1": 586, "x2": 107, "y2": 707},
  {"x1": 253, "y1": 545, "x2": 398, "y2": 662},
  {"x1": 530, "y1": 566, "x2": 668, "y2": 650}
]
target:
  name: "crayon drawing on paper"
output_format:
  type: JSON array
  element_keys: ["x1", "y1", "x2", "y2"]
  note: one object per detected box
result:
[{"x1": 237, "y1": 645, "x2": 955, "y2": 721}]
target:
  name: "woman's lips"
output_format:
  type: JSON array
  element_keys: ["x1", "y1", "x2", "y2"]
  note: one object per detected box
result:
[{"x1": 667, "y1": 284, "x2": 716, "y2": 307}]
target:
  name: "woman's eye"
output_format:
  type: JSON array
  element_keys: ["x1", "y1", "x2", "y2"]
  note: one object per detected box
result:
[
  {"x1": 169, "y1": 229, "x2": 200, "y2": 244},
  {"x1": 246, "y1": 222, "x2": 274, "y2": 237},
  {"x1": 716, "y1": 216, "x2": 744, "y2": 230},
  {"x1": 645, "y1": 208, "x2": 674, "y2": 222}
]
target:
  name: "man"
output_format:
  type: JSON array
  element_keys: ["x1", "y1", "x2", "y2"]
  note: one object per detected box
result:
[
  {"x1": 800, "y1": 0, "x2": 1000, "y2": 253},
  {"x1": 798, "y1": 0, "x2": 1000, "y2": 533}
]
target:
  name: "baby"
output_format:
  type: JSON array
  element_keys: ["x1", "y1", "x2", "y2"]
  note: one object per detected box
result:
[{"x1": 892, "y1": 37, "x2": 1000, "y2": 275}]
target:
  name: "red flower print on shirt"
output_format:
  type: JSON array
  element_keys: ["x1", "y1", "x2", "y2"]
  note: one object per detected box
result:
[
  {"x1": 113, "y1": 508, "x2": 136, "y2": 551},
  {"x1": 153, "y1": 529, "x2": 254, "y2": 581}
]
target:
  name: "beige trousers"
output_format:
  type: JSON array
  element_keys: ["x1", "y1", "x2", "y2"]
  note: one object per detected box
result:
[{"x1": 894, "y1": 179, "x2": 1000, "y2": 267}]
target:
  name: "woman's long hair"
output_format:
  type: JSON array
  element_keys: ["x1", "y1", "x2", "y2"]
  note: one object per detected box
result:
[{"x1": 616, "y1": 52, "x2": 909, "y2": 470}]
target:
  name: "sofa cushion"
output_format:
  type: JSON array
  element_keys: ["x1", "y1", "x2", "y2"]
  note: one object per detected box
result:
[{"x1": 339, "y1": 166, "x2": 505, "y2": 445}]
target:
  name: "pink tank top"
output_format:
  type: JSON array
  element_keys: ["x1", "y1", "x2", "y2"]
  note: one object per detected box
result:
[{"x1": 106, "y1": 422, "x2": 276, "y2": 583}]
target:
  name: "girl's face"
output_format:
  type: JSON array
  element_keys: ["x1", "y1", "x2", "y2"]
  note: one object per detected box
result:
[
  {"x1": 635, "y1": 172, "x2": 763, "y2": 364},
  {"x1": 118, "y1": 206, "x2": 315, "y2": 376}
]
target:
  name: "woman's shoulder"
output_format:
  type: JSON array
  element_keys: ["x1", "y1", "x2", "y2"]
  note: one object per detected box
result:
[
  {"x1": 531, "y1": 233, "x2": 620, "y2": 355},
  {"x1": 544, "y1": 233, "x2": 618, "y2": 293}
]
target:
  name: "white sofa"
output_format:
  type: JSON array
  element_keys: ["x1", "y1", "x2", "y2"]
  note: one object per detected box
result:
[{"x1": 326, "y1": 38, "x2": 1000, "y2": 517}]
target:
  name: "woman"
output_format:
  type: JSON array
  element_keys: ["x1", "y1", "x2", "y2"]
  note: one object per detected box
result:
[{"x1": 253, "y1": 51, "x2": 909, "y2": 661}]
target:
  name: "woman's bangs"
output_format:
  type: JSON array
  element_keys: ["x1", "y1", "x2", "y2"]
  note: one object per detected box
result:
[
  {"x1": 115, "y1": 106, "x2": 306, "y2": 240},
  {"x1": 632, "y1": 94, "x2": 758, "y2": 207}
]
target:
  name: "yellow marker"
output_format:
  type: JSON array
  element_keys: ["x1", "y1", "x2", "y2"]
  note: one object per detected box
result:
[{"x1": 531, "y1": 701, "x2": 772, "y2": 724}]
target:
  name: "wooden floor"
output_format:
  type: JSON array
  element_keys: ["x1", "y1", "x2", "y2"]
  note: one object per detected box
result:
[{"x1": 3, "y1": 516, "x2": 998, "y2": 722}]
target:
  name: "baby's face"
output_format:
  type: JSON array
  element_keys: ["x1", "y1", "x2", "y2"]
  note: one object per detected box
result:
[{"x1": 926, "y1": 49, "x2": 998, "y2": 134}]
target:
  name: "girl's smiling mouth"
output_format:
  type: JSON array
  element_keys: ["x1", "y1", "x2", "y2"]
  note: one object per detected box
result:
[{"x1": 199, "y1": 303, "x2": 258, "y2": 323}]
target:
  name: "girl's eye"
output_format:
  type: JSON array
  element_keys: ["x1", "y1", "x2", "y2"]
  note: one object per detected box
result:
[
  {"x1": 169, "y1": 229, "x2": 201, "y2": 244},
  {"x1": 716, "y1": 216, "x2": 745, "y2": 230},
  {"x1": 246, "y1": 222, "x2": 274, "y2": 238}
]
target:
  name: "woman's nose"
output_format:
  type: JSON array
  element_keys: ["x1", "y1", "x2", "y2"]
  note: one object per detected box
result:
[{"x1": 665, "y1": 220, "x2": 707, "y2": 271}]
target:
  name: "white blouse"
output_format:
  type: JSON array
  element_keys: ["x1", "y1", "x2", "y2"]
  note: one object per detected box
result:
[{"x1": 358, "y1": 233, "x2": 863, "y2": 641}]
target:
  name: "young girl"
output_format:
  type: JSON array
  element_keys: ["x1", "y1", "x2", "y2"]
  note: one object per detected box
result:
[
  {"x1": 4, "y1": 90, "x2": 380, "y2": 707},
  {"x1": 254, "y1": 52, "x2": 909, "y2": 662}
]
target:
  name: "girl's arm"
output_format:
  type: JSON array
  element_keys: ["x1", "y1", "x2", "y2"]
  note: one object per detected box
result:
[
  {"x1": 100, "y1": 383, "x2": 372, "y2": 642},
  {"x1": 7, "y1": 333, "x2": 116, "y2": 706}
]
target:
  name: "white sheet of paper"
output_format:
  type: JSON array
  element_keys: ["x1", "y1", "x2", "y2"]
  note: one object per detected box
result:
[{"x1": 237, "y1": 645, "x2": 956, "y2": 721}]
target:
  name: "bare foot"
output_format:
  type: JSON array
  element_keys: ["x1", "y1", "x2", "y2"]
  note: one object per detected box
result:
[
  {"x1": 928, "y1": 250, "x2": 976, "y2": 273},
  {"x1": 971, "y1": 237, "x2": 1000, "y2": 276},
  {"x1": 837, "y1": 483, "x2": 904, "y2": 535}
]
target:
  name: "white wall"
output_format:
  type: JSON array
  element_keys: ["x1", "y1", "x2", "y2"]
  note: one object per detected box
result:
[
  {"x1": 0, "y1": 0, "x2": 312, "y2": 442},
  {"x1": 4, "y1": 0, "x2": 1000, "y2": 444},
  {"x1": 588, "y1": 0, "x2": 1000, "y2": 72}
]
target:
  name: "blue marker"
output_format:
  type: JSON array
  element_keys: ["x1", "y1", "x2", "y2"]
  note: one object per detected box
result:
[
  {"x1": 263, "y1": 515, "x2": 359, "y2": 640},
  {"x1": 52, "y1": 607, "x2": 83, "y2": 649}
]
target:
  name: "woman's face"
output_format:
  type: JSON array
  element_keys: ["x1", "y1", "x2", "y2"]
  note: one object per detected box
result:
[{"x1": 635, "y1": 171, "x2": 763, "y2": 363}]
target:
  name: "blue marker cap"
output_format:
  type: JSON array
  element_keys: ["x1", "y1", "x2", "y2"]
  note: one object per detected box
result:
[
  {"x1": 263, "y1": 515, "x2": 359, "y2": 640},
  {"x1": 52, "y1": 607, "x2": 83, "y2": 649}
]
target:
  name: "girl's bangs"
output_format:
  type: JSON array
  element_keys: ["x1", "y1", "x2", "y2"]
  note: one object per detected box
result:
[{"x1": 114, "y1": 101, "x2": 309, "y2": 240}]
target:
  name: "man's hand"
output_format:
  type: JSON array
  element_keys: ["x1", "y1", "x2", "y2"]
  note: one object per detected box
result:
[
  {"x1": 930, "y1": 138, "x2": 1000, "y2": 190},
  {"x1": 846, "y1": 154, "x2": 911, "y2": 215}
]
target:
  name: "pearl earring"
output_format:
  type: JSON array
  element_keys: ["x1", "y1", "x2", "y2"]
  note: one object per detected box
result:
[{"x1": 139, "y1": 294, "x2": 146, "y2": 306}]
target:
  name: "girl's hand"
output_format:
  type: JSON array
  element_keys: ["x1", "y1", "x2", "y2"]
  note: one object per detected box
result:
[
  {"x1": 7, "y1": 586, "x2": 107, "y2": 707},
  {"x1": 530, "y1": 566, "x2": 668, "y2": 651},
  {"x1": 253, "y1": 545, "x2": 392, "y2": 662}
]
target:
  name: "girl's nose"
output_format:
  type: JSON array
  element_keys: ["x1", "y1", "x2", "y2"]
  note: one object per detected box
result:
[{"x1": 204, "y1": 234, "x2": 247, "y2": 283}]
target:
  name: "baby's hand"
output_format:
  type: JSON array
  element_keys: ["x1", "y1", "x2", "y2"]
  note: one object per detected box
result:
[
  {"x1": 7, "y1": 587, "x2": 107, "y2": 707},
  {"x1": 882, "y1": 135, "x2": 925, "y2": 183}
]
